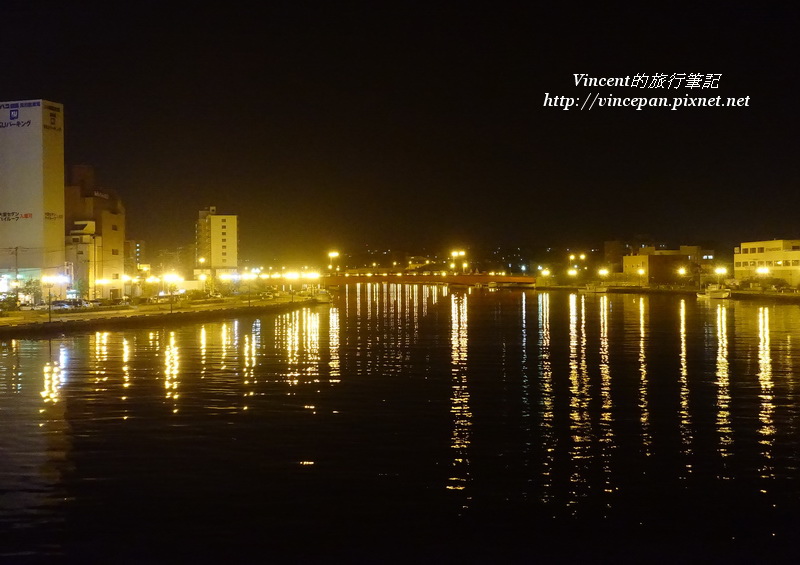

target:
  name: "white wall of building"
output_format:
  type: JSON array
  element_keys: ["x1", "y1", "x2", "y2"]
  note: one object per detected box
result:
[
  {"x1": 0, "y1": 99, "x2": 65, "y2": 280},
  {"x1": 734, "y1": 240, "x2": 800, "y2": 287}
]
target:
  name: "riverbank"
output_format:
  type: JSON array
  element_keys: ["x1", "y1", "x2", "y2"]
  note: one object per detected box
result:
[
  {"x1": 0, "y1": 295, "x2": 321, "y2": 339},
  {"x1": 533, "y1": 284, "x2": 800, "y2": 303}
]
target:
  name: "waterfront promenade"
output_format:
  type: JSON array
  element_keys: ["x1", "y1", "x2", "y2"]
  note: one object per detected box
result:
[
  {"x1": 2, "y1": 282, "x2": 798, "y2": 339},
  {"x1": 0, "y1": 295, "x2": 317, "y2": 337}
]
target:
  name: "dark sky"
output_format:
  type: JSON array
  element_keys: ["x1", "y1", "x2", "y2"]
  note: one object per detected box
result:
[{"x1": 2, "y1": 3, "x2": 798, "y2": 264}]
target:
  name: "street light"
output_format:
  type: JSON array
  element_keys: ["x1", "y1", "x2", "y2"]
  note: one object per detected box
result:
[
  {"x1": 41, "y1": 276, "x2": 56, "y2": 323},
  {"x1": 328, "y1": 251, "x2": 339, "y2": 271},
  {"x1": 714, "y1": 266, "x2": 727, "y2": 285},
  {"x1": 242, "y1": 273, "x2": 256, "y2": 306},
  {"x1": 756, "y1": 266, "x2": 769, "y2": 291},
  {"x1": 637, "y1": 268, "x2": 646, "y2": 287}
]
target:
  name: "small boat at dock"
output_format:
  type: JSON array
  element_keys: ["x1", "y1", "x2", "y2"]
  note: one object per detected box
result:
[{"x1": 697, "y1": 284, "x2": 731, "y2": 299}]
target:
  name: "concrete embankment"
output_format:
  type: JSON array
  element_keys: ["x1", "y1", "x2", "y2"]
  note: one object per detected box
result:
[
  {"x1": 534, "y1": 285, "x2": 800, "y2": 303},
  {"x1": 0, "y1": 298, "x2": 321, "y2": 339}
]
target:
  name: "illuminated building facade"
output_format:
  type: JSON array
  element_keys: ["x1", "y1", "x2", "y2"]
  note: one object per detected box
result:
[
  {"x1": 0, "y1": 99, "x2": 66, "y2": 288},
  {"x1": 63, "y1": 165, "x2": 126, "y2": 299},
  {"x1": 124, "y1": 239, "x2": 147, "y2": 274},
  {"x1": 622, "y1": 245, "x2": 715, "y2": 285},
  {"x1": 195, "y1": 206, "x2": 238, "y2": 276},
  {"x1": 734, "y1": 240, "x2": 800, "y2": 286}
]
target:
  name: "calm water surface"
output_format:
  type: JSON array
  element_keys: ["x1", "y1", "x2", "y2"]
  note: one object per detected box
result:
[{"x1": 2, "y1": 284, "x2": 800, "y2": 563}]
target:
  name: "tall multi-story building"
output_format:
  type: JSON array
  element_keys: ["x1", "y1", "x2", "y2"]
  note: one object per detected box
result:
[
  {"x1": 0, "y1": 99, "x2": 66, "y2": 291},
  {"x1": 734, "y1": 239, "x2": 800, "y2": 287},
  {"x1": 124, "y1": 239, "x2": 147, "y2": 274},
  {"x1": 195, "y1": 206, "x2": 238, "y2": 277},
  {"x1": 63, "y1": 165, "x2": 126, "y2": 299}
]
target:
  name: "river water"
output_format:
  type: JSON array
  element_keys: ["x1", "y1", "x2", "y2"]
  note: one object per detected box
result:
[{"x1": 2, "y1": 284, "x2": 800, "y2": 563}]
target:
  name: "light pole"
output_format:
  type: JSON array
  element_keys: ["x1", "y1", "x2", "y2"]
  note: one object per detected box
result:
[
  {"x1": 637, "y1": 268, "x2": 646, "y2": 287},
  {"x1": 328, "y1": 251, "x2": 339, "y2": 272},
  {"x1": 41, "y1": 277, "x2": 55, "y2": 323},
  {"x1": 714, "y1": 266, "x2": 728, "y2": 286},
  {"x1": 756, "y1": 266, "x2": 769, "y2": 291}
]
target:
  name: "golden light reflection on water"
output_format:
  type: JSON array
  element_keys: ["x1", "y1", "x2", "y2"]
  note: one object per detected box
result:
[
  {"x1": 276, "y1": 311, "x2": 301, "y2": 385},
  {"x1": 0, "y1": 339, "x2": 22, "y2": 394},
  {"x1": 599, "y1": 294, "x2": 614, "y2": 499},
  {"x1": 93, "y1": 332, "x2": 109, "y2": 393},
  {"x1": 40, "y1": 361, "x2": 62, "y2": 404},
  {"x1": 447, "y1": 292, "x2": 471, "y2": 505},
  {"x1": 716, "y1": 304, "x2": 733, "y2": 461},
  {"x1": 329, "y1": 307, "x2": 340, "y2": 379},
  {"x1": 9, "y1": 287, "x2": 800, "y2": 525},
  {"x1": 164, "y1": 332, "x2": 180, "y2": 413},
  {"x1": 679, "y1": 300, "x2": 692, "y2": 472},
  {"x1": 638, "y1": 297, "x2": 651, "y2": 453},
  {"x1": 200, "y1": 326, "x2": 207, "y2": 379},
  {"x1": 538, "y1": 292, "x2": 554, "y2": 504},
  {"x1": 567, "y1": 293, "x2": 591, "y2": 509},
  {"x1": 758, "y1": 306, "x2": 775, "y2": 482}
]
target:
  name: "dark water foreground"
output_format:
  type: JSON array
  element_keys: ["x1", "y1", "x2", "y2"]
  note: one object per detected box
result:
[{"x1": 2, "y1": 284, "x2": 800, "y2": 563}]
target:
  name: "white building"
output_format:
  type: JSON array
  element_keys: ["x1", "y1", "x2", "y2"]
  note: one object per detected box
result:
[
  {"x1": 734, "y1": 240, "x2": 800, "y2": 287},
  {"x1": 195, "y1": 206, "x2": 238, "y2": 277},
  {"x1": 0, "y1": 100, "x2": 66, "y2": 287}
]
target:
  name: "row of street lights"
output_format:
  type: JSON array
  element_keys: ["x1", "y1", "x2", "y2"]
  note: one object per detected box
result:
[{"x1": 536, "y1": 266, "x2": 731, "y2": 286}]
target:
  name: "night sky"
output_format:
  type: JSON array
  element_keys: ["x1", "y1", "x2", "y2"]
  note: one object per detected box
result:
[{"x1": 3, "y1": 3, "x2": 798, "y2": 264}]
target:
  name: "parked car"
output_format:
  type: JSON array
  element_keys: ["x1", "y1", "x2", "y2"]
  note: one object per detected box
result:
[{"x1": 51, "y1": 299, "x2": 89, "y2": 309}]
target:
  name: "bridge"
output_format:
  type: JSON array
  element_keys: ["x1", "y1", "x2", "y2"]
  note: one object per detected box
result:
[{"x1": 320, "y1": 273, "x2": 539, "y2": 287}]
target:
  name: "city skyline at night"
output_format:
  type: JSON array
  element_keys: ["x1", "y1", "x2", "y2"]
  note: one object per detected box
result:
[{"x1": 2, "y1": 4, "x2": 797, "y2": 265}]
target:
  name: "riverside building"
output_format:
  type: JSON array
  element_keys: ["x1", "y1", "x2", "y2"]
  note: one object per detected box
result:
[
  {"x1": 0, "y1": 99, "x2": 66, "y2": 293},
  {"x1": 734, "y1": 240, "x2": 800, "y2": 287},
  {"x1": 64, "y1": 165, "x2": 127, "y2": 299},
  {"x1": 195, "y1": 206, "x2": 238, "y2": 279}
]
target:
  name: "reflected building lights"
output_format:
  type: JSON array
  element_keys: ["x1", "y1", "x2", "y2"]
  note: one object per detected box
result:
[
  {"x1": 164, "y1": 331, "x2": 180, "y2": 413},
  {"x1": 599, "y1": 294, "x2": 614, "y2": 499},
  {"x1": 93, "y1": 332, "x2": 110, "y2": 392},
  {"x1": 678, "y1": 300, "x2": 693, "y2": 471},
  {"x1": 758, "y1": 306, "x2": 775, "y2": 482},
  {"x1": 200, "y1": 326, "x2": 207, "y2": 379},
  {"x1": 538, "y1": 292, "x2": 554, "y2": 503},
  {"x1": 40, "y1": 361, "x2": 62, "y2": 404},
  {"x1": 567, "y1": 293, "x2": 590, "y2": 509},
  {"x1": 715, "y1": 304, "x2": 733, "y2": 461},
  {"x1": 329, "y1": 307, "x2": 340, "y2": 380},
  {"x1": 638, "y1": 298, "x2": 651, "y2": 453},
  {"x1": 447, "y1": 293, "x2": 471, "y2": 507}
]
